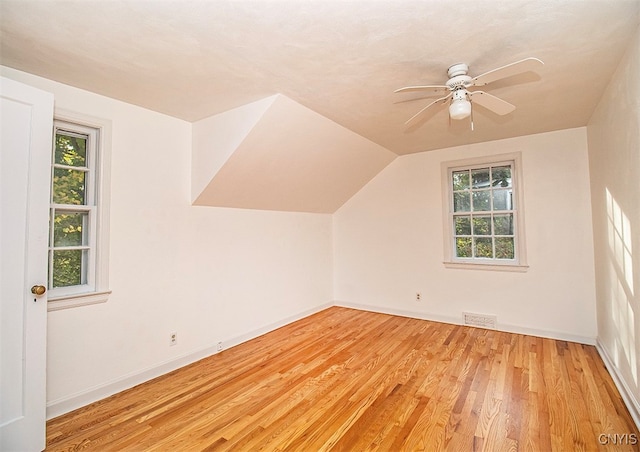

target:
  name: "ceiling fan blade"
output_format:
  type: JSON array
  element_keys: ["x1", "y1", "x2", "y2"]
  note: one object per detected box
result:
[
  {"x1": 393, "y1": 95, "x2": 440, "y2": 105},
  {"x1": 468, "y1": 91, "x2": 515, "y2": 115},
  {"x1": 394, "y1": 85, "x2": 449, "y2": 95},
  {"x1": 469, "y1": 57, "x2": 543, "y2": 87},
  {"x1": 405, "y1": 94, "x2": 451, "y2": 125}
]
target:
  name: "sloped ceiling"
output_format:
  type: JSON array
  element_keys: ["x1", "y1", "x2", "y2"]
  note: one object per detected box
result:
[
  {"x1": 1, "y1": 0, "x2": 639, "y2": 212},
  {"x1": 192, "y1": 94, "x2": 395, "y2": 213}
]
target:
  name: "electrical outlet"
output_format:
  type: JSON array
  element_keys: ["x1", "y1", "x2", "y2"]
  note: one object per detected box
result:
[
  {"x1": 416, "y1": 292, "x2": 422, "y2": 302},
  {"x1": 170, "y1": 332, "x2": 177, "y2": 346},
  {"x1": 217, "y1": 341, "x2": 223, "y2": 352}
]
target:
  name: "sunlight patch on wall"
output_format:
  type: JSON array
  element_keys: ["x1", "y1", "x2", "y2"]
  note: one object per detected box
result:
[
  {"x1": 606, "y1": 188, "x2": 637, "y2": 385},
  {"x1": 607, "y1": 188, "x2": 634, "y2": 294},
  {"x1": 610, "y1": 277, "x2": 637, "y2": 385}
]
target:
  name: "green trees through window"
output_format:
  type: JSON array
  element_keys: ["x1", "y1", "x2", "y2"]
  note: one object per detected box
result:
[{"x1": 49, "y1": 127, "x2": 92, "y2": 289}]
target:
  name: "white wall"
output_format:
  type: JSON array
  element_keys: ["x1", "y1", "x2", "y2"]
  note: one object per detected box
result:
[
  {"x1": 0, "y1": 67, "x2": 333, "y2": 417},
  {"x1": 587, "y1": 25, "x2": 640, "y2": 423},
  {"x1": 334, "y1": 128, "x2": 597, "y2": 342}
]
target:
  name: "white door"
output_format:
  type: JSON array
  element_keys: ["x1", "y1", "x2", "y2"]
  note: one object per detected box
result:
[{"x1": 0, "y1": 77, "x2": 53, "y2": 451}]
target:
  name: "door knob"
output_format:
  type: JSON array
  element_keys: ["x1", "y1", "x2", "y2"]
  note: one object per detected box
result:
[{"x1": 31, "y1": 285, "x2": 46, "y2": 296}]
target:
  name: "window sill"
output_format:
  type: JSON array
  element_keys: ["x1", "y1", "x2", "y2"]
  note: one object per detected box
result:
[
  {"x1": 47, "y1": 290, "x2": 111, "y2": 311},
  {"x1": 443, "y1": 261, "x2": 529, "y2": 272}
]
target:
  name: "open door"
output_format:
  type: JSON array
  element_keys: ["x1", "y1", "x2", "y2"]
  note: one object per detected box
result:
[{"x1": 1, "y1": 77, "x2": 53, "y2": 451}]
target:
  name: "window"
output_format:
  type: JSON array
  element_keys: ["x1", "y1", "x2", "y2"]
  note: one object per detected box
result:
[
  {"x1": 442, "y1": 153, "x2": 527, "y2": 271},
  {"x1": 48, "y1": 112, "x2": 111, "y2": 310}
]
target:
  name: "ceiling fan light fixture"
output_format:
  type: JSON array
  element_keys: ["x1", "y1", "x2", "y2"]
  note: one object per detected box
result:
[{"x1": 449, "y1": 92, "x2": 471, "y2": 120}]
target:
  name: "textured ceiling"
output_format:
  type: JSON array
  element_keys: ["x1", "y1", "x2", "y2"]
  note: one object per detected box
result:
[{"x1": 1, "y1": 0, "x2": 639, "y2": 154}]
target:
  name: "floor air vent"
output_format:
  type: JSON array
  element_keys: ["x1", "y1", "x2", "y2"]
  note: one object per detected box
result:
[{"x1": 463, "y1": 312, "x2": 497, "y2": 329}]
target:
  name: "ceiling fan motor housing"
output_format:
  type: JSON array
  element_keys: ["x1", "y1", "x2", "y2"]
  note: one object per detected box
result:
[
  {"x1": 446, "y1": 63, "x2": 472, "y2": 89},
  {"x1": 446, "y1": 75, "x2": 472, "y2": 90}
]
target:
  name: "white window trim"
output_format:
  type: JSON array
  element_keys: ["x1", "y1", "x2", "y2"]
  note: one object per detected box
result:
[
  {"x1": 48, "y1": 109, "x2": 112, "y2": 311},
  {"x1": 441, "y1": 152, "x2": 528, "y2": 272}
]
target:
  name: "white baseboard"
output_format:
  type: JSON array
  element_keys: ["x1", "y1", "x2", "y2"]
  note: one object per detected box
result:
[
  {"x1": 46, "y1": 302, "x2": 332, "y2": 420},
  {"x1": 335, "y1": 301, "x2": 596, "y2": 345},
  {"x1": 596, "y1": 339, "x2": 640, "y2": 430},
  {"x1": 336, "y1": 300, "x2": 460, "y2": 326}
]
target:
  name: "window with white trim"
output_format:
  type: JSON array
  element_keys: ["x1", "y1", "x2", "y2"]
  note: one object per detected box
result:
[
  {"x1": 48, "y1": 114, "x2": 111, "y2": 309},
  {"x1": 442, "y1": 153, "x2": 527, "y2": 271}
]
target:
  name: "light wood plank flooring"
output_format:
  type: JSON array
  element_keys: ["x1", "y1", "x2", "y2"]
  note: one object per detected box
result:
[{"x1": 46, "y1": 307, "x2": 639, "y2": 451}]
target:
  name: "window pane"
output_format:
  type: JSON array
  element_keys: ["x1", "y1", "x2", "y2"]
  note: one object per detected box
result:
[
  {"x1": 474, "y1": 237, "x2": 493, "y2": 258},
  {"x1": 52, "y1": 249, "x2": 86, "y2": 287},
  {"x1": 456, "y1": 237, "x2": 472, "y2": 258},
  {"x1": 491, "y1": 166, "x2": 512, "y2": 188},
  {"x1": 495, "y1": 237, "x2": 515, "y2": 259},
  {"x1": 453, "y1": 192, "x2": 471, "y2": 212},
  {"x1": 472, "y1": 216, "x2": 492, "y2": 235},
  {"x1": 472, "y1": 168, "x2": 490, "y2": 189},
  {"x1": 53, "y1": 212, "x2": 87, "y2": 247},
  {"x1": 493, "y1": 214, "x2": 514, "y2": 235},
  {"x1": 492, "y1": 188, "x2": 512, "y2": 211},
  {"x1": 447, "y1": 160, "x2": 520, "y2": 265},
  {"x1": 452, "y1": 171, "x2": 470, "y2": 191},
  {"x1": 454, "y1": 216, "x2": 471, "y2": 235},
  {"x1": 53, "y1": 168, "x2": 86, "y2": 205},
  {"x1": 55, "y1": 133, "x2": 87, "y2": 167},
  {"x1": 472, "y1": 191, "x2": 491, "y2": 211}
]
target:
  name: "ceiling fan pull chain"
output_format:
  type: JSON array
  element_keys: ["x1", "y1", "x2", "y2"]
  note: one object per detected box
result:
[{"x1": 470, "y1": 107, "x2": 475, "y2": 131}]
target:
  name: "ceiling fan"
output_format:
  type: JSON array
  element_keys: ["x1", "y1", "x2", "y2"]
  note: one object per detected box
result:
[{"x1": 395, "y1": 57, "x2": 544, "y2": 128}]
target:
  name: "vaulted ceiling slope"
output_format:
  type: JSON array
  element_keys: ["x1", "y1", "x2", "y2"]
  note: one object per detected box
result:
[{"x1": 192, "y1": 94, "x2": 396, "y2": 213}]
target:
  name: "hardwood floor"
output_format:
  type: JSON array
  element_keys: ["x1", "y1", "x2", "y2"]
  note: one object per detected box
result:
[{"x1": 46, "y1": 307, "x2": 639, "y2": 451}]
